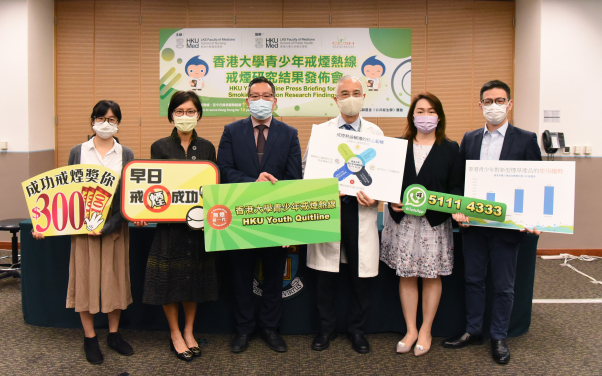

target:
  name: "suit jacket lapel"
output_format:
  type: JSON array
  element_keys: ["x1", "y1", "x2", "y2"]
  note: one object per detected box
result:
[
  {"x1": 243, "y1": 117, "x2": 260, "y2": 172},
  {"x1": 499, "y1": 124, "x2": 515, "y2": 160},
  {"x1": 416, "y1": 140, "x2": 440, "y2": 180},
  {"x1": 474, "y1": 130, "x2": 484, "y2": 160},
  {"x1": 406, "y1": 141, "x2": 418, "y2": 181},
  {"x1": 260, "y1": 117, "x2": 280, "y2": 169}
]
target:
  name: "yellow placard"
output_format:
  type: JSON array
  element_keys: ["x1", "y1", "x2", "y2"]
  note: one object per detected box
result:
[
  {"x1": 22, "y1": 165, "x2": 119, "y2": 236},
  {"x1": 121, "y1": 160, "x2": 219, "y2": 222}
]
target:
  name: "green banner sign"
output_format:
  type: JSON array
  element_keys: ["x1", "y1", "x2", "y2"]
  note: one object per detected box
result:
[
  {"x1": 401, "y1": 184, "x2": 507, "y2": 222},
  {"x1": 203, "y1": 178, "x2": 341, "y2": 251}
]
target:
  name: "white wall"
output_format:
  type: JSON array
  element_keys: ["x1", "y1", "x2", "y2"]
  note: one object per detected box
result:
[
  {"x1": 0, "y1": 0, "x2": 54, "y2": 153},
  {"x1": 539, "y1": 0, "x2": 602, "y2": 157},
  {"x1": 514, "y1": 0, "x2": 541, "y2": 135},
  {"x1": 0, "y1": 0, "x2": 29, "y2": 152},
  {"x1": 27, "y1": 0, "x2": 55, "y2": 151}
]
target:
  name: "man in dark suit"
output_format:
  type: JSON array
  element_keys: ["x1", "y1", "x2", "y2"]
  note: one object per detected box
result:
[
  {"x1": 443, "y1": 80, "x2": 542, "y2": 364},
  {"x1": 217, "y1": 77, "x2": 302, "y2": 353}
]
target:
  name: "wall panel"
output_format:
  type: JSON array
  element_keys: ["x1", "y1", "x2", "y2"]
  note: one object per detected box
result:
[
  {"x1": 56, "y1": 0, "x2": 515, "y2": 165},
  {"x1": 283, "y1": 0, "x2": 331, "y2": 28},
  {"x1": 188, "y1": 0, "x2": 235, "y2": 28},
  {"x1": 140, "y1": 0, "x2": 187, "y2": 158},
  {"x1": 94, "y1": 0, "x2": 141, "y2": 156},
  {"x1": 379, "y1": 0, "x2": 427, "y2": 95},
  {"x1": 331, "y1": 0, "x2": 378, "y2": 28},
  {"x1": 426, "y1": 0, "x2": 474, "y2": 142},
  {"x1": 234, "y1": 0, "x2": 282, "y2": 28},
  {"x1": 473, "y1": 1, "x2": 515, "y2": 128},
  {"x1": 55, "y1": 0, "x2": 95, "y2": 166}
]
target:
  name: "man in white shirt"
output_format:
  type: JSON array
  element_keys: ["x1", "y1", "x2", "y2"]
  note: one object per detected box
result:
[{"x1": 303, "y1": 76, "x2": 382, "y2": 354}]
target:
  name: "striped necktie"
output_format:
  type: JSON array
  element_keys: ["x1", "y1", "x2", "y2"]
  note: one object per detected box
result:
[{"x1": 256, "y1": 124, "x2": 267, "y2": 165}]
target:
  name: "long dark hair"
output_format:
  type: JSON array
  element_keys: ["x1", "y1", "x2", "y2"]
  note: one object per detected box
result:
[
  {"x1": 89, "y1": 100, "x2": 122, "y2": 143},
  {"x1": 402, "y1": 92, "x2": 448, "y2": 145}
]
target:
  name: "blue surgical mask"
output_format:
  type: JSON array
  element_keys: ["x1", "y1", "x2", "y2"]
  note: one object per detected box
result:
[{"x1": 248, "y1": 99, "x2": 273, "y2": 120}]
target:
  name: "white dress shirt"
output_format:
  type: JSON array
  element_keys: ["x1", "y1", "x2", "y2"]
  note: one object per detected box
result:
[
  {"x1": 480, "y1": 121, "x2": 508, "y2": 161},
  {"x1": 80, "y1": 137, "x2": 123, "y2": 173},
  {"x1": 337, "y1": 116, "x2": 361, "y2": 131}
]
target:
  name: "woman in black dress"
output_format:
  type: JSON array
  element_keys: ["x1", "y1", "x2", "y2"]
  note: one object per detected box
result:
[{"x1": 140, "y1": 91, "x2": 218, "y2": 361}]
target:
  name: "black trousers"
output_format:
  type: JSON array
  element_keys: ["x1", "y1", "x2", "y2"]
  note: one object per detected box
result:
[
  {"x1": 462, "y1": 226, "x2": 520, "y2": 340},
  {"x1": 229, "y1": 247, "x2": 288, "y2": 334},
  {"x1": 315, "y1": 197, "x2": 371, "y2": 335}
]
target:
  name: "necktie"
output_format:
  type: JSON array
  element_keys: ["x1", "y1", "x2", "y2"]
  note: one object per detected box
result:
[
  {"x1": 340, "y1": 124, "x2": 356, "y2": 204},
  {"x1": 256, "y1": 124, "x2": 267, "y2": 165}
]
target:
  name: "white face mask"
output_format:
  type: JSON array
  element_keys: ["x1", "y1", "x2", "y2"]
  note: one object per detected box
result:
[
  {"x1": 482, "y1": 103, "x2": 508, "y2": 125},
  {"x1": 174, "y1": 115, "x2": 197, "y2": 133},
  {"x1": 337, "y1": 96, "x2": 364, "y2": 116},
  {"x1": 92, "y1": 122, "x2": 118, "y2": 139}
]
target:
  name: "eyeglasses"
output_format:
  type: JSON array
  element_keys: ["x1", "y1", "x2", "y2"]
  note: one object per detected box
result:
[
  {"x1": 173, "y1": 109, "x2": 198, "y2": 117},
  {"x1": 248, "y1": 94, "x2": 275, "y2": 101},
  {"x1": 94, "y1": 117, "x2": 118, "y2": 125},
  {"x1": 337, "y1": 92, "x2": 363, "y2": 99},
  {"x1": 481, "y1": 98, "x2": 510, "y2": 106}
]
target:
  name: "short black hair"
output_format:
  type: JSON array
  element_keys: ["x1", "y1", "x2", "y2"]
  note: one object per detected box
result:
[
  {"x1": 167, "y1": 91, "x2": 203, "y2": 123},
  {"x1": 91, "y1": 100, "x2": 122, "y2": 124},
  {"x1": 480, "y1": 80, "x2": 511, "y2": 100},
  {"x1": 247, "y1": 77, "x2": 276, "y2": 96}
]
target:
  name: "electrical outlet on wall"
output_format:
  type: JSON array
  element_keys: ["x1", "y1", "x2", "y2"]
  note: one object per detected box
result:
[
  {"x1": 563, "y1": 146, "x2": 570, "y2": 154},
  {"x1": 0, "y1": 141, "x2": 7, "y2": 150}
]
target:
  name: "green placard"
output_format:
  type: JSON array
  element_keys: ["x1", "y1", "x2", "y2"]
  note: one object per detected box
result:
[
  {"x1": 402, "y1": 184, "x2": 507, "y2": 222},
  {"x1": 203, "y1": 179, "x2": 341, "y2": 251}
]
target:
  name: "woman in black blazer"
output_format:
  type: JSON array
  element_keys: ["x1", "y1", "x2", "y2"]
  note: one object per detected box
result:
[{"x1": 380, "y1": 93, "x2": 463, "y2": 356}]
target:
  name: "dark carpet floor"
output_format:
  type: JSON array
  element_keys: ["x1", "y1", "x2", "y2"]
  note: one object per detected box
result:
[{"x1": 1, "y1": 257, "x2": 601, "y2": 376}]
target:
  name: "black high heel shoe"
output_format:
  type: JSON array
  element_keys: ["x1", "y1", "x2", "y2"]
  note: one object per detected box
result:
[
  {"x1": 170, "y1": 340, "x2": 194, "y2": 362},
  {"x1": 184, "y1": 338, "x2": 202, "y2": 357},
  {"x1": 188, "y1": 345, "x2": 202, "y2": 357}
]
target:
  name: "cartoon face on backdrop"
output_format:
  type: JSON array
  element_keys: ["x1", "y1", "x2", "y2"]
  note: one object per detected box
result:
[
  {"x1": 185, "y1": 56, "x2": 209, "y2": 91},
  {"x1": 361, "y1": 55, "x2": 386, "y2": 91}
]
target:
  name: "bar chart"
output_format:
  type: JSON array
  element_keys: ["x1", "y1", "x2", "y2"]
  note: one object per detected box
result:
[
  {"x1": 464, "y1": 161, "x2": 575, "y2": 234},
  {"x1": 514, "y1": 189, "x2": 524, "y2": 213}
]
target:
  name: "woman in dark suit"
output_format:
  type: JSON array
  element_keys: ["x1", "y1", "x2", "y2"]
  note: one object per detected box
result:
[
  {"x1": 138, "y1": 91, "x2": 218, "y2": 362},
  {"x1": 380, "y1": 92, "x2": 463, "y2": 356}
]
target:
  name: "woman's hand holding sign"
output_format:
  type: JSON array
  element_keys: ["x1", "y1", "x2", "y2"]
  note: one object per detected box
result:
[{"x1": 390, "y1": 202, "x2": 404, "y2": 212}]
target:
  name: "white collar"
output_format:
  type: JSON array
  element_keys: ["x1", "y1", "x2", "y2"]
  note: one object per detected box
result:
[
  {"x1": 483, "y1": 121, "x2": 508, "y2": 136},
  {"x1": 85, "y1": 137, "x2": 119, "y2": 155},
  {"x1": 337, "y1": 115, "x2": 361, "y2": 131}
]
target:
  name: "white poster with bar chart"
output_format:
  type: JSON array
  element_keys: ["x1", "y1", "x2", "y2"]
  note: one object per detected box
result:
[{"x1": 464, "y1": 160, "x2": 575, "y2": 234}]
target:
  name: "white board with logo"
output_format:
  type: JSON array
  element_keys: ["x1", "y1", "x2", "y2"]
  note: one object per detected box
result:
[{"x1": 304, "y1": 125, "x2": 407, "y2": 203}]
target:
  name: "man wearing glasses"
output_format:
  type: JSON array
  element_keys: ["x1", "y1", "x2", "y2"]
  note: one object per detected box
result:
[
  {"x1": 217, "y1": 77, "x2": 302, "y2": 354},
  {"x1": 303, "y1": 75, "x2": 382, "y2": 354},
  {"x1": 443, "y1": 80, "x2": 542, "y2": 364}
]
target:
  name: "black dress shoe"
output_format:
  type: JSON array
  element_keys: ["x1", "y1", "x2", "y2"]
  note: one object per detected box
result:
[
  {"x1": 188, "y1": 345, "x2": 202, "y2": 357},
  {"x1": 184, "y1": 338, "x2": 202, "y2": 357},
  {"x1": 347, "y1": 333, "x2": 370, "y2": 354},
  {"x1": 231, "y1": 333, "x2": 250, "y2": 353},
  {"x1": 170, "y1": 340, "x2": 194, "y2": 362},
  {"x1": 107, "y1": 332, "x2": 134, "y2": 356},
  {"x1": 491, "y1": 339, "x2": 510, "y2": 364},
  {"x1": 442, "y1": 332, "x2": 484, "y2": 348},
  {"x1": 311, "y1": 332, "x2": 338, "y2": 351},
  {"x1": 260, "y1": 329, "x2": 287, "y2": 352},
  {"x1": 84, "y1": 335, "x2": 104, "y2": 364}
]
